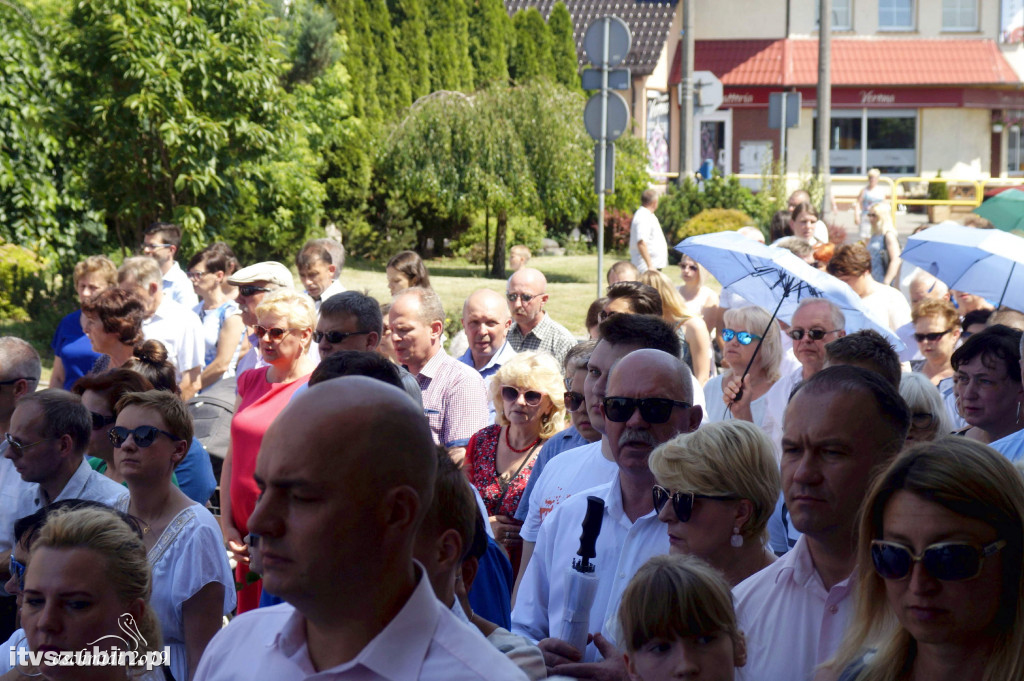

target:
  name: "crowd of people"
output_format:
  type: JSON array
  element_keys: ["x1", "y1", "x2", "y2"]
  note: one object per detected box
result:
[{"x1": 0, "y1": 202, "x2": 1022, "y2": 681}]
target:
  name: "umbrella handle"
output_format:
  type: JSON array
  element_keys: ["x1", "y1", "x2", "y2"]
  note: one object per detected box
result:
[{"x1": 731, "y1": 294, "x2": 788, "y2": 405}]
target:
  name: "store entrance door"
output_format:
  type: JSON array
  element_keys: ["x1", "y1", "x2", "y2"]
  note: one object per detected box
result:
[{"x1": 693, "y1": 110, "x2": 732, "y2": 175}]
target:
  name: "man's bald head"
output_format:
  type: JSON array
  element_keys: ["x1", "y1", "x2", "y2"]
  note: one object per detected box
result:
[
  {"x1": 506, "y1": 267, "x2": 550, "y2": 331},
  {"x1": 462, "y1": 289, "x2": 512, "y2": 368},
  {"x1": 508, "y1": 267, "x2": 547, "y2": 293},
  {"x1": 608, "y1": 349, "x2": 695, "y2": 405},
  {"x1": 462, "y1": 288, "x2": 510, "y2": 321}
]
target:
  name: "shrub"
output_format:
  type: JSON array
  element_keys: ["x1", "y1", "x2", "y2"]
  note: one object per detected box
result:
[
  {"x1": 451, "y1": 213, "x2": 546, "y2": 264},
  {"x1": 0, "y1": 244, "x2": 47, "y2": 323},
  {"x1": 672, "y1": 208, "x2": 753, "y2": 244},
  {"x1": 656, "y1": 174, "x2": 761, "y2": 242},
  {"x1": 928, "y1": 170, "x2": 949, "y2": 201}
]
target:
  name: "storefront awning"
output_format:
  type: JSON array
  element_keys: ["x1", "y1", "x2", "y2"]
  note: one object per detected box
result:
[{"x1": 669, "y1": 38, "x2": 1022, "y2": 88}]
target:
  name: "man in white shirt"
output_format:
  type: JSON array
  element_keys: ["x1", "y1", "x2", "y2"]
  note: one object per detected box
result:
[
  {"x1": 142, "y1": 222, "x2": 199, "y2": 309},
  {"x1": 734, "y1": 366, "x2": 909, "y2": 681},
  {"x1": 194, "y1": 377, "x2": 527, "y2": 680},
  {"x1": 787, "y1": 298, "x2": 846, "y2": 383},
  {"x1": 628, "y1": 189, "x2": 667, "y2": 273},
  {"x1": 295, "y1": 238, "x2": 346, "y2": 312},
  {"x1": 118, "y1": 257, "x2": 205, "y2": 400},
  {"x1": 512, "y1": 349, "x2": 702, "y2": 677}
]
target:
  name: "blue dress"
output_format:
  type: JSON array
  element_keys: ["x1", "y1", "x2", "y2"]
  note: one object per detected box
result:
[{"x1": 50, "y1": 310, "x2": 102, "y2": 390}]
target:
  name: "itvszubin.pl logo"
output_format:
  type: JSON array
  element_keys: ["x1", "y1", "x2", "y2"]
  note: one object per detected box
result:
[{"x1": 11, "y1": 613, "x2": 170, "y2": 670}]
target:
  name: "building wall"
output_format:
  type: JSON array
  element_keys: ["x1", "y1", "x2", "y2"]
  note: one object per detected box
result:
[
  {"x1": 787, "y1": 0, "x2": 1003, "y2": 38},
  {"x1": 920, "y1": 108, "x2": 991, "y2": 176},
  {"x1": 694, "y1": 1, "x2": 787, "y2": 39}
]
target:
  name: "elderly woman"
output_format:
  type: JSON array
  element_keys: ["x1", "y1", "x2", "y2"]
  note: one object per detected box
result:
[
  {"x1": 950, "y1": 324, "x2": 1024, "y2": 444},
  {"x1": 865, "y1": 202, "x2": 900, "y2": 286},
  {"x1": 827, "y1": 438, "x2": 1024, "y2": 681},
  {"x1": 898, "y1": 372, "x2": 953, "y2": 446},
  {"x1": 110, "y1": 390, "x2": 234, "y2": 681},
  {"x1": 464, "y1": 351, "x2": 565, "y2": 572},
  {"x1": 188, "y1": 242, "x2": 244, "y2": 391},
  {"x1": 641, "y1": 270, "x2": 714, "y2": 385},
  {"x1": 220, "y1": 290, "x2": 315, "y2": 612},
  {"x1": 386, "y1": 249, "x2": 432, "y2": 296},
  {"x1": 80, "y1": 287, "x2": 147, "y2": 372},
  {"x1": 71, "y1": 369, "x2": 154, "y2": 484},
  {"x1": 649, "y1": 421, "x2": 780, "y2": 586},
  {"x1": 49, "y1": 256, "x2": 118, "y2": 390}
]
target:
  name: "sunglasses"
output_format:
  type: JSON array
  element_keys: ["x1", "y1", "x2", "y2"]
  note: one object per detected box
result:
[
  {"x1": 186, "y1": 270, "x2": 209, "y2": 280},
  {"x1": 501, "y1": 385, "x2": 545, "y2": 406},
  {"x1": 871, "y1": 539, "x2": 1006, "y2": 582},
  {"x1": 564, "y1": 391, "x2": 585, "y2": 412},
  {"x1": 0, "y1": 377, "x2": 33, "y2": 387},
  {"x1": 787, "y1": 328, "x2": 840, "y2": 342},
  {"x1": 652, "y1": 485, "x2": 742, "y2": 522},
  {"x1": 506, "y1": 292, "x2": 536, "y2": 303},
  {"x1": 721, "y1": 328, "x2": 762, "y2": 345},
  {"x1": 3, "y1": 433, "x2": 57, "y2": 455},
  {"x1": 601, "y1": 396, "x2": 691, "y2": 424},
  {"x1": 140, "y1": 243, "x2": 172, "y2": 252},
  {"x1": 108, "y1": 425, "x2": 182, "y2": 449},
  {"x1": 313, "y1": 329, "x2": 370, "y2": 344},
  {"x1": 680, "y1": 264, "x2": 699, "y2": 272},
  {"x1": 90, "y1": 412, "x2": 117, "y2": 431},
  {"x1": 910, "y1": 412, "x2": 935, "y2": 429},
  {"x1": 254, "y1": 325, "x2": 298, "y2": 341},
  {"x1": 238, "y1": 285, "x2": 271, "y2": 297},
  {"x1": 914, "y1": 329, "x2": 953, "y2": 343},
  {"x1": 9, "y1": 554, "x2": 25, "y2": 592}
]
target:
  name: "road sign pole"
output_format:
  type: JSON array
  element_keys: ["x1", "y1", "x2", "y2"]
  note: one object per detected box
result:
[
  {"x1": 780, "y1": 92, "x2": 788, "y2": 175},
  {"x1": 596, "y1": 17, "x2": 610, "y2": 298}
]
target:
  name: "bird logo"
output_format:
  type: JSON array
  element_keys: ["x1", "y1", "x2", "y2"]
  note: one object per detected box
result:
[{"x1": 86, "y1": 613, "x2": 147, "y2": 651}]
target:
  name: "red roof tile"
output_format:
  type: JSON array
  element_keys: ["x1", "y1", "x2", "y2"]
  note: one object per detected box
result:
[{"x1": 670, "y1": 39, "x2": 1021, "y2": 87}]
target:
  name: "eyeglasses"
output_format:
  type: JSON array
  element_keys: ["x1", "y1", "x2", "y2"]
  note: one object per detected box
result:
[
  {"x1": 652, "y1": 485, "x2": 742, "y2": 522},
  {"x1": 108, "y1": 425, "x2": 182, "y2": 449},
  {"x1": 501, "y1": 386, "x2": 545, "y2": 406},
  {"x1": 506, "y1": 292, "x2": 536, "y2": 303},
  {"x1": 721, "y1": 329, "x2": 762, "y2": 345},
  {"x1": 238, "y1": 285, "x2": 271, "y2": 297},
  {"x1": 0, "y1": 378, "x2": 33, "y2": 387},
  {"x1": 254, "y1": 326, "x2": 298, "y2": 341},
  {"x1": 564, "y1": 391, "x2": 585, "y2": 412},
  {"x1": 914, "y1": 329, "x2": 953, "y2": 343},
  {"x1": 90, "y1": 412, "x2": 117, "y2": 431},
  {"x1": 313, "y1": 329, "x2": 370, "y2": 344},
  {"x1": 787, "y1": 328, "x2": 841, "y2": 342},
  {"x1": 9, "y1": 554, "x2": 25, "y2": 592},
  {"x1": 910, "y1": 412, "x2": 935, "y2": 429},
  {"x1": 871, "y1": 539, "x2": 1006, "y2": 582},
  {"x1": 3, "y1": 433, "x2": 57, "y2": 455},
  {"x1": 186, "y1": 270, "x2": 209, "y2": 280},
  {"x1": 680, "y1": 264, "x2": 699, "y2": 272},
  {"x1": 140, "y1": 243, "x2": 172, "y2": 252},
  {"x1": 601, "y1": 396, "x2": 691, "y2": 424}
]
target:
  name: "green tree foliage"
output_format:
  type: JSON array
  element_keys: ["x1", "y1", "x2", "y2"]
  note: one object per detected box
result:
[
  {"x1": 387, "y1": 0, "x2": 431, "y2": 101},
  {"x1": 657, "y1": 173, "x2": 761, "y2": 244},
  {"x1": 467, "y1": 0, "x2": 510, "y2": 87},
  {"x1": 332, "y1": 0, "x2": 381, "y2": 121},
  {"x1": 547, "y1": 2, "x2": 580, "y2": 90},
  {"x1": 426, "y1": 0, "x2": 474, "y2": 92},
  {"x1": 672, "y1": 208, "x2": 752, "y2": 243},
  {"x1": 366, "y1": 0, "x2": 411, "y2": 116},
  {"x1": 508, "y1": 8, "x2": 553, "y2": 84},
  {"x1": 278, "y1": 0, "x2": 342, "y2": 88}
]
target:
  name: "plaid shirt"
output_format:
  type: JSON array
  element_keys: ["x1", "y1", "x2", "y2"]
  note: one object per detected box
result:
[
  {"x1": 507, "y1": 313, "x2": 577, "y2": 366},
  {"x1": 415, "y1": 349, "x2": 489, "y2": 448}
]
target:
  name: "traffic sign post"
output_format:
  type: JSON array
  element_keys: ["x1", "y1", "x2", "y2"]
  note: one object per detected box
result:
[
  {"x1": 583, "y1": 16, "x2": 631, "y2": 298},
  {"x1": 768, "y1": 92, "x2": 801, "y2": 173}
]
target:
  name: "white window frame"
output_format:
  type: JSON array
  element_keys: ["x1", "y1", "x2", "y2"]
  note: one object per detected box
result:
[
  {"x1": 816, "y1": 0, "x2": 853, "y2": 30},
  {"x1": 814, "y1": 109, "x2": 918, "y2": 176},
  {"x1": 941, "y1": 0, "x2": 978, "y2": 31},
  {"x1": 1009, "y1": 126, "x2": 1023, "y2": 176},
  {"x1": 879, "y1": 0, "x2": 915, "y2": 31}
]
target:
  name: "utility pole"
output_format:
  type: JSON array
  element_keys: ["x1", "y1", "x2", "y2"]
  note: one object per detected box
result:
[
  {"x1": 816, "y1": 0, "x2": 832, "y2": 222},
  {"x1": 678, "y1": 0, "x2": 694, "y2": 184}
]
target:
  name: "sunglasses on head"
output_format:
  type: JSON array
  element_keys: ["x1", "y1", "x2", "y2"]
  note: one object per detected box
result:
[
  {"x1": 721, "y1": 328, "x2": 762, "y2": 345},
  {"x1": 914, "y1": 329, "x2": 953, "y2": 343},
  {"x1": 506, "y1": 292, "x2": 536, "y2": 303},
  {"x1": 870, "y1": 539, "x2": 1006, "y2": 582},
  {"x1": 601, "y1": 396, "x2": 691, "y2": 424},
  {"x1": 90, "y1": 412, "x2": 117, "y2": 431},
  {"x1": 313, "y1": 329, "x2": 370, "y2": 344},
  {"x1": 564, "y1": 391, "x2": 585, "y2": 412},
  {"x1": 501, "y1": 385, "x2": 544, "y2": 406},
  {"x1": 108, "y1": 425, "x2": 182, "y2": 449},
  {"x1": 255, "y1": 325, "x2": 296, "y2": 341},
  {"x1": 787, "y1": 328, "x2": 840, "y2": 342},
  {"x1": 652, "y1": 485, "x2": 742, "y2": 522},
  {"x1": 238, "y1": 285, "x2": 271, "y2": 297},
  {"x1": 9, "y1": 554, "x2": 25, "y2": 592}
]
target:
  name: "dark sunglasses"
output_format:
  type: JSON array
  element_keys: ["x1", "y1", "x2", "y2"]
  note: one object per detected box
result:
[
  {"x1": 238, "y1": 285, "x2": 271, "y2": 297},
  {"x1": 108, "y1": 425, "x2": 182, "y2": 449},
  {"x1": 0, "y1": 377, "x2": 33, "y2": 386},
  {"x1": 787, "y1": 328, "x2": 840, "y2": 342},
  {"x1": 914, "y1": 329, "x2": 953, "y2": 343},
  {"x1": 506, "y1": 292, "x2": 536, "y2": 303},
  {"x1": 652, "y1": 485, "x2": 741, "y2": 522},
  {"x1": 564, "y1": 391, "x2": 585, "y2": 412},
  {"x1": 871, "y1": 539, "x2": 1006, "y2": 582},
  {"x1": 313, "y1": 329, "x2": 370, "y2": 344},
  {"x1": 3, "y1": 433, "x2": 56, "y2": 455},
  {"x1": 90, "y1": 412, "x2": 117, "y2": 431},
  {"x1": 9, "y1": 554, "x2": 25, "y2": 591},
  {"x1": 721, "y1": 328, "x2": 762, "y2": 345},
  {"x1": 254, "y1": 325, "x2": 296, "y2": 341},
  {"x1": 910, "y1": 412, "x2": 935, "y2": 429},
  {"x1": 501, "y1": 385, "x2": 544, "y2": 406},
  {"x1": 602, "y1": 396, "x2": 691, "y2": 424}
]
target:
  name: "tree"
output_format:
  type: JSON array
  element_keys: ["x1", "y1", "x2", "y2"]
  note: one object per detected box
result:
[
  {"x1": 467, "y1": 0, "x2": 510, "y2": 87},
  {"x1": 508, "y1": 8, "x2": 553, "y2": 84},
  {"x1": 387, "y1": 0, "x2": 431, "y2": 101},
  {"x1": 548, "y1": 2, "x2": 580, "y2": 90},
  {"x1": 426, "y1": 0, "x2": 474, "y2": 92},
  {"x1": 332, "y1": 0, "x2": 381, "y2": 121},
  {"x1": 366, "y1": 0, "x2": 411, "y2": 116}
]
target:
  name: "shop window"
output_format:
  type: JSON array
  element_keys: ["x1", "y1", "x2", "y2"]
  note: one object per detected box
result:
[
  {"x1": 816, "y1": 0, "x2": 852, "y2": 30},
  {"x1": 942, "y1": 0, "x2": 978, "y2": 31},
  {"x1": 1009, "y1": 127, "x2": 1023, "y2": 175},
  {"x1": 879, "y1": 0, "x2": 914, "y2": 30},
  {"x1": 813, "y1": 109, "x2": 917, "y2": 175}
]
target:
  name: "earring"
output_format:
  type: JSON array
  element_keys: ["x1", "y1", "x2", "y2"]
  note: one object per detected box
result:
[{"x1": 730, "y1": 527, "x2": 744, "y2": 548}]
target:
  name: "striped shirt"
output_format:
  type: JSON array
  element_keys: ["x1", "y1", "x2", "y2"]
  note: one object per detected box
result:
[{"x1": 415, "y1": 349, "x2": 489, "y2": 448}]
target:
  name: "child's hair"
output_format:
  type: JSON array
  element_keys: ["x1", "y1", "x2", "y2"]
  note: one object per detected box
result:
[{"x1": 619, "y1": 554, "x2": 741, "y2": 654}]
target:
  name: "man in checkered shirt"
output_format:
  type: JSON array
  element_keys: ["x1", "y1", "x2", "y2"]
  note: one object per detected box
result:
[{"x1": 505, "y1": 268, "x2": 577, "y2": 366}]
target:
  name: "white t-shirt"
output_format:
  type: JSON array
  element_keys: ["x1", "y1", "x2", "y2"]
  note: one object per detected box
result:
[
  {"x1": 629, "y1": 206, "x2": 668, "y2": 272},
  {"x1": 861, "y1": 284, "x2": 912, "y2": 332},
  {"x1": 163, "y1": 262, "x2": 200, "y2": 309},
  {"x1": 143, "y1": 298, "x2": 205, "y2": 379}
]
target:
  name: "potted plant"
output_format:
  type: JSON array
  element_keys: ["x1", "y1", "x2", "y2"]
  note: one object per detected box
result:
[{"x1": 927, "y1": 170, "x2": 951, "y2": 223}]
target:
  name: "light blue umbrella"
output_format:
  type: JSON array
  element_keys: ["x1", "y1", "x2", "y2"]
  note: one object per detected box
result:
[{"x1": 900, "y1": 222, "x2": 1024, "y2": 310}]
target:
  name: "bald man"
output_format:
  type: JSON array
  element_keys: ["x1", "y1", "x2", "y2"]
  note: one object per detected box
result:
[
  {"x1": 506, "y1": 268, "x2": 577, "y2": 365},
  {"x1": 195, "y1": 378, "x2": 528, "y2": 680},
  {"x1": 458, "y1": 289, "x2": 517, "y2": 379}
]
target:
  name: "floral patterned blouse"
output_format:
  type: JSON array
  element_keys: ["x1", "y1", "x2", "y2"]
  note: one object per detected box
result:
[{"x1": 464, "y1": 424, "x2": 538, "y2": 517}]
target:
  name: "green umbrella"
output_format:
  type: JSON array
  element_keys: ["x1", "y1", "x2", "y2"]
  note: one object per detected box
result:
[{"x1": 973, "y1": 188, "x2": 1024, "y2": 232}]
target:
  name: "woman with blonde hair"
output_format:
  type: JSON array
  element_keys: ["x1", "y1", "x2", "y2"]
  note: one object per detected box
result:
[
  {"x1": 50, "y1": 256, "x2": 118, "y2": 390},
  {"x1": 866, "y1": 201, "x2": 900, "y2": 286},
  {"x1": 463, "y1": 351, "x2": 565, "y2": 572},
  {"x1": 641, "y1": 270, "x2": 714, "y2": 385},
  {"x1": 220, "y1": 290, "x2": 316, "y2": 612},
  {"x1": 649, "y1": 421, "x2": 779, "y2": 585},
  {"x1": 828, "y1": 437, "x2": 1024, "y2": 681}
]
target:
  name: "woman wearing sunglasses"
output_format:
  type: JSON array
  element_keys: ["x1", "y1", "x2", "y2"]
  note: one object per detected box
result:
[
  {"x1": 221, "y1": 290, "x2": 315, "y2": 613},
  {"x1": 648, "y1": 421, "x2": 780, "y2": 586},
  {"x1": 463, "y1": 352, "x2": 565, "y2": 573},
  {"x1": 676, "y1": 255, "x2": 719, "y2": 321},
  {"x1": 71, "y1": 369, "x2": 154, "y2": 484},
  {"x1": 110, "y1": 390, "x2": 235, "y2": 681},
  {"x1": 910, "y1": 299, "x2": 960, "y2": 387},
  {"x1": 898, "y1": 373, "x2": 953, "y2": 446},
  {"x1": 827, "y1": 437, "x2": 1024, "y2": 681}
]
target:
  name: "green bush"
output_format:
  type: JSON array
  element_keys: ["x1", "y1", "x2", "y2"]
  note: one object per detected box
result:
[
  {"x1": 0, "y1": 244, "x2": 47, "y2": 323},
  {"x1": 673, "y1": 208, "x2": 753, "y2": 244},
  {"x1": 451, "y1": 213, "x2": 546, "y2": 264},
  {"x1": 656, "y1": 174, "x2": 760, "y2": 243},
  {"x1": 928, "y1": 170, "x2": 949, "y2": 201}
]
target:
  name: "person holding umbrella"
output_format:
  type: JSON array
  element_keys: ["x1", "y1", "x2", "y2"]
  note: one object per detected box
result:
[{"x1": 950, "y1": 325, "x2": 1024, "y2": 444}]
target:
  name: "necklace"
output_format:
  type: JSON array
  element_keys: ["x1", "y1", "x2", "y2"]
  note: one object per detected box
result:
[{"x1": 504, "y1": 427, "x2": 540, "y2": 454}]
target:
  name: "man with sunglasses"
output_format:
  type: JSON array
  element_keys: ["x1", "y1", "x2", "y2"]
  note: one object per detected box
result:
[
  {"x1": 787, "y1": 298, "x2": 846, "y2": 383},
  {"x1": 226, "y1": 261, "x2": 294, "y2": 379},
  {"x1": 733, "y1": 366, "x2": 909, "y2": 681},
  {"x1": 513, "y1": 349, "x2": 701, "y2": 676},
  {"x1": 506, "y1": 268, "x2": 576, "y2": 366},
  {"x1": 141, "y1": 222, "x2": 199, "y2": 309}
]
